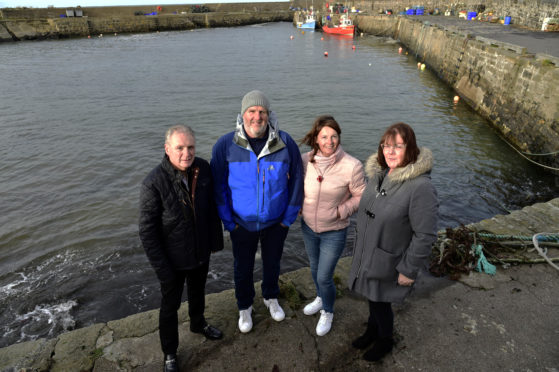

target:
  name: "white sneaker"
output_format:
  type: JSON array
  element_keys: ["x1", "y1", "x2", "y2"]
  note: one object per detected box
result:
[
  {"x1": 303, "y1": 296, "x2": 323, "y2": 315},
  {"x1": 316, "y1": 310, "x2": 333, "y2": 336},
  {"x1": 263, "y1": 298, "x2": 285, "y2": 321},
  {"x1": 238, "y1": 306, "x2": 253, "y2": 333}
]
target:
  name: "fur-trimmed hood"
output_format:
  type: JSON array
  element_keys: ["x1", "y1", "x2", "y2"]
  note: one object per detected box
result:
[{"x1": 364, "y1": 147, "x2": 433, "y2": 183}]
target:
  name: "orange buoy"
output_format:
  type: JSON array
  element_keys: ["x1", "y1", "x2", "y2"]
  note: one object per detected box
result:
[{"x1": 398, "y1": 47, "x2": 403, "y2": 54}]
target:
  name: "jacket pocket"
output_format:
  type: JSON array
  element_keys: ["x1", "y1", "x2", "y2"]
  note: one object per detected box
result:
[{"x1": 367, "y1": 247, "x2": 400, "y2": 281}]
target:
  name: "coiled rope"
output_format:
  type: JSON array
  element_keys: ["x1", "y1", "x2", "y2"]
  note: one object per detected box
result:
[
  {"x1": 533, "y1": 233, "x2": 559, "y2": 271},
  {"x1": 432, "y1": 228, "x2": 559, "y2": 278}
]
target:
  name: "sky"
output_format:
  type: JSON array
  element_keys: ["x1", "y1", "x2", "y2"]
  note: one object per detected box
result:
[{"x1": 0, "y1": 0, "x2": 284, "y2": 8}]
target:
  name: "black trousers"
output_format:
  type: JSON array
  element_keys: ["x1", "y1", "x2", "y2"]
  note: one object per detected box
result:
[
  {"x1": 159, "y1": 260, "x2": 209, "y2": 355},
  {"x1": 230, "y1": 223, "x2": 288, "y2": 310},
  {"x1": 368, "y1": 300, "x2": 394, "y2": 339}
]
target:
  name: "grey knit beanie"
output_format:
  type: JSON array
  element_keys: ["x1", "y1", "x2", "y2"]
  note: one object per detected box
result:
[{"x1": 241, "y1": 90, "x2": 270, "y2": 115}]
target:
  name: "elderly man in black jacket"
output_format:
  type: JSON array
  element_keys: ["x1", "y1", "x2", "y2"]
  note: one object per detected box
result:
[{"x1": 139, "y1": 125, "x2": 223, "y2": 372}]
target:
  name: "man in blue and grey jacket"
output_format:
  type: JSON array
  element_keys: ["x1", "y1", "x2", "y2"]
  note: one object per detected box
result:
[{"x1": 211, "y1": 90, "x2": 303, "y2": 333}]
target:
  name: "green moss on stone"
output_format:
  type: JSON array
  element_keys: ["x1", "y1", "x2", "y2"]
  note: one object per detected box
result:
[
  {"x1": 333, "y1": 274, "x2": 344, "y2": 298},
  {"x1": 90, "y1": 347, "x2": 103, "y2": 360},
  {"x1": 279, "y1": 280, "x2": 304, "y2": 310}
]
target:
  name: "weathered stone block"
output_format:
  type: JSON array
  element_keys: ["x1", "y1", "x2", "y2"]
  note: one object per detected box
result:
[
  {"x1": 0, "y1": 338, "x2": 57, "y2": 372},
  {"x1": 51, "y1": 323, "x2": 105, "y2": 372}
]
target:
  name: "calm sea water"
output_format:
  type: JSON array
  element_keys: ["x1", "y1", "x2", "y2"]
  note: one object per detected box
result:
[{"x1": 0, "y1": 22, "x2": 556, "y2": 348}]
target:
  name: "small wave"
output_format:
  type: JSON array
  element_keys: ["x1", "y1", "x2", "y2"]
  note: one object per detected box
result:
[
  {"x1": 207, "y1": 269, "x2": 220, "y2": 280},
  {"x1": 0, "y1": 250, "x2": 77, "y2": 300},
  {"x1": 14, "y1": 300, "x2": 78, "y2": 341},
  {"x1": 0, "y1": 272, "x2": 29, "y2": 296},
  {"x1": 125, "y1": 285, "x2": 151, "y2": 311}
]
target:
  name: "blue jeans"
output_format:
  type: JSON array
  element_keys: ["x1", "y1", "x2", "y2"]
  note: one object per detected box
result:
[
  {"x1": 301, "y1": 219, "x2": 347, "y2": 313},
  {"x1": 230, "y1": 223, "x2": 289, "y2": 310}
]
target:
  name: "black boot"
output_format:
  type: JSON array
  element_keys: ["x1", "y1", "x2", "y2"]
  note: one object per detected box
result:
[
  {"x1": 352, "y1": 323, "x2": 378, "y2": 349},
  {"x1": 164, "y1": 353, "x2": 179, "y2": 372},
  {"x1": 363, "y1": 337, "x2": 393, "y2": 362}
]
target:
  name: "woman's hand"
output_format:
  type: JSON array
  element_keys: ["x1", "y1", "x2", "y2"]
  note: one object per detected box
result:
[{"x1": 397, "y1": 273, "x2": 414, "y2": 286}]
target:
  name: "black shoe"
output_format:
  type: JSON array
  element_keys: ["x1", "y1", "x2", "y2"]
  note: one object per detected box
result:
[
  {"x1": 194, "y1": 323, "x2": 223, "y2": 340},
  {"x1": 352, "y1": 324, "x2": 378, "y2": 349},
  {"x1": 164, "y1": 354, "x2": 179, "y2": 372},
  {"x1": 363, "y1": 337, "x2": 393, "y2": 362}
]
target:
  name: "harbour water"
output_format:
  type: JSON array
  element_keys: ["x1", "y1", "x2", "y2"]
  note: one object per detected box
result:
[{"x1": 0, "y1": 22, "x2": 556, "y2": 348}]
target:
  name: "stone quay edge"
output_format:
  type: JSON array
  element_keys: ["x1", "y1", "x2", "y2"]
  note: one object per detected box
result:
[
  {"x1": 351, "y1": 14, "x2": 559, "y2": 172},
  {"x1": 1, "y1": 197, "x2": 558, "y2": 371}
]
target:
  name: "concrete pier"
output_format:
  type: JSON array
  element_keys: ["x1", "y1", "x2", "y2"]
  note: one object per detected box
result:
[
  {"x1": 353, "y1": 15, "x2": 559, "y2": 172},
  {"x1": 1, "y1": 198, "x2": 558, "y2": 371}
]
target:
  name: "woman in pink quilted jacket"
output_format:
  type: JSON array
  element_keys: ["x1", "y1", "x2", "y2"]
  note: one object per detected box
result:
[{"x1": 300, "y1": 115, "x2": 366, "y2": 336}]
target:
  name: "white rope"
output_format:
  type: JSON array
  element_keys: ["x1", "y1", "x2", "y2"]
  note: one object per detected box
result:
[
  {"x1": 498, "y1": 133, "x2": 559, "y2": 171},
  {"x1": 532, "y1": 233, "x2": 559, "y2": 271}
]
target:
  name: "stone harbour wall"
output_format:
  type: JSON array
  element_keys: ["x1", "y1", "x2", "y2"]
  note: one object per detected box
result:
[
  {"x1": 3, "y1": 1, "x2": 558, "y2": 39},
  {"x1": 0, "y1": 2, "x2": 290, "y2": 19},
  {"x1": 0, "y1": 3, "x2": 292, "y2": 41},
  {"x1": 368, "y1": 0, "x2": 559, "y2": 30},
  {"x1": 290, "y1": 0, "x2": 559, "y2": 30},
  {"x1": 355, "y1": 15, "x2": 559, "y2": 171}
]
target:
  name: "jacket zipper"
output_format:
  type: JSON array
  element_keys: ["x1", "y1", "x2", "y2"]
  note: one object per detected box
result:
[
  {"x1": 314, "y1": 166, "x2": 322, "y2": 229},
  {"x1": 262, "y1": 168, "x2": 266, "y2": 213},
  {"x1": 256, "y1": 160, "x2": 260, "y2": 231},
  {"x1": 179, "y1": 168, "x2": 200, "y2": 262},
  {"x1": 190, "y1": 167, "x2": 199, "y2": 216},
  {"x1": 312, "y1": 162, "x2": 331, "y2": 230}
]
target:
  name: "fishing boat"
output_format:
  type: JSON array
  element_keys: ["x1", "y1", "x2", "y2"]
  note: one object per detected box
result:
[
  {"x1": 322, "y1": 14, "x2": 354, "y2": 36},
  {"x1": 297, "y1": 13, "x2": 317, "y2": 30}
]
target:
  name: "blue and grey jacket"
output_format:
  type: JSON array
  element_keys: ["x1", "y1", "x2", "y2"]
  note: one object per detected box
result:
[{"x1": 211, "y1": 111, "x2": 303, "y2": 232}]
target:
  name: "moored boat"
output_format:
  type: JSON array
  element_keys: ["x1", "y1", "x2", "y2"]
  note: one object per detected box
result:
[
  {"x1": 322, "y1": 14, "x2": 354, "y2": 36},
  {"x1": 297, "y1": 13, "x2": 317, "y2": 30}
]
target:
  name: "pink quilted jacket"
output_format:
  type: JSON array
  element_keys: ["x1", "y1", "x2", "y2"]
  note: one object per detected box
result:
[{"x1": 301, "y1": 146, "x2": 366, "y2": 233}]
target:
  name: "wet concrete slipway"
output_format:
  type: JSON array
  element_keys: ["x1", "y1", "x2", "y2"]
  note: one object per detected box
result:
[
  {"x1": 2, "y1": 18, "x2": 559, "y2": 372},
  {"x1": 1, "y1": 197, "x2": 558, "y2": 371}
]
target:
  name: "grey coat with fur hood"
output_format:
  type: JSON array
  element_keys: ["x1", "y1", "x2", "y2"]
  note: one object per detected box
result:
[{"x1": 348, "y1": 148, "x2": 438, "y2": 303}]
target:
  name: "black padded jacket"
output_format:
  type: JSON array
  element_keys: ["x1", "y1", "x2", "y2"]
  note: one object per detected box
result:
[{"x1": 139, "y1": 155, "x2": 223, "y2": 283}]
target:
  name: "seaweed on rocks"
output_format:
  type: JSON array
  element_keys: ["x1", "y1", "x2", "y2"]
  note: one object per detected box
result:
[{"x1": 430, "y1": 225, "x2": 477, "y2": 280}]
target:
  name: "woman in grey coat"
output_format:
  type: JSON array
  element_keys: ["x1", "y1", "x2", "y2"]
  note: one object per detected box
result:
[{"x1": 347, "y1": 122, "x2": 438, "y2": 362}]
